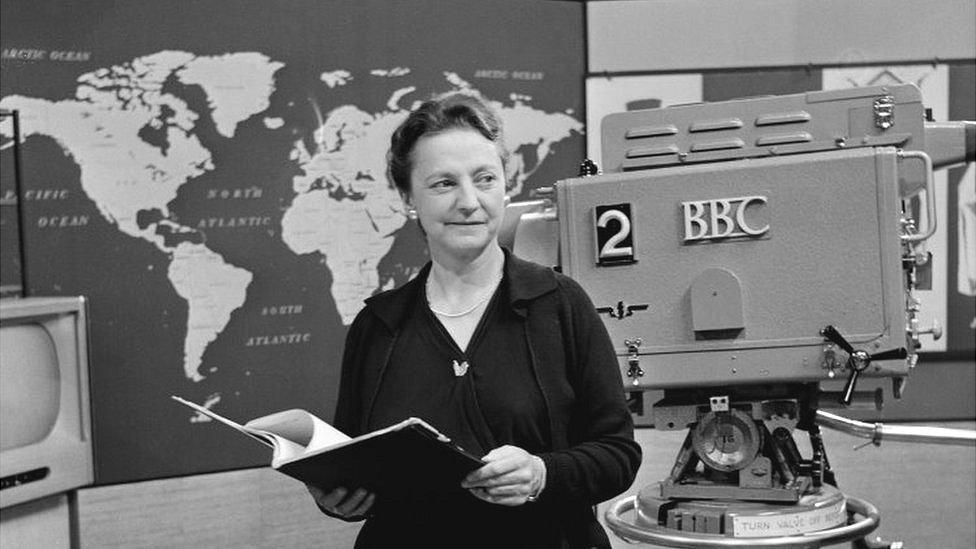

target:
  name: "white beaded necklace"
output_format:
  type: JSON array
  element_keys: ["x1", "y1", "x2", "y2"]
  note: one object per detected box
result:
[{"x1": 426, "y1": 270, "x2": 503, "y2": 318}]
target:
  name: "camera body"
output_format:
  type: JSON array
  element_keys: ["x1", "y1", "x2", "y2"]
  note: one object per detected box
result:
[
  {"x1": 519, "y1": 85, "x2": 937, "y2": 397},
  {"x1": 504, "y1": 84, "x2": 974, "y2": 505},
  {"x1": 558, "y1": 145, "x2": 909, "y2": 391}
]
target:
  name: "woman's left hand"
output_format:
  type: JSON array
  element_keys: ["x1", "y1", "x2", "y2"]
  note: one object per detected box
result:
[{"x1": 461, "y1": 445, "x2": 545, "y2": 506}]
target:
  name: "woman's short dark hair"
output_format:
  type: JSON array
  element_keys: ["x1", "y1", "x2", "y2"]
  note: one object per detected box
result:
[{"x1": 387, "y1": 92, "x2": 509, "y2": 194}]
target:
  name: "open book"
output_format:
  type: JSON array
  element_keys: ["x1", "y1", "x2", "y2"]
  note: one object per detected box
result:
[{"x1": 172, "y1": 396, "x2": 484, "y2": 494}]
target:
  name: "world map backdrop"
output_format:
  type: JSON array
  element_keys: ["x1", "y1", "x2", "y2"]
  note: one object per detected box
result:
[{"x1": 0, "y1": 0, "x2": 585, "y2": 484}]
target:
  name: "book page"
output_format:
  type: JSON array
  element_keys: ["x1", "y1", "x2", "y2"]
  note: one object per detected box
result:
[
  {"x1": 245, "y1": 409, "x2": 350, "y2": 461},
  {"x1": 402, "y1": 417, "x2": 451, "y2": 442},
  {"x1": 171, "y1": 395, "x2": 304, "y2": 458},
  {"x1": 307, "y1": 415, "x2": 352, "y2": 450}
]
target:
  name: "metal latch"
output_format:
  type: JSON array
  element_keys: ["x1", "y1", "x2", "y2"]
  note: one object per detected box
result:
[
  {"x1": 709, "y1": 395, "x2": 730, "y2": 412},
  {"x1": 873, "y1": 94, "x2": 895, "y2": 130},
  {"x1": 624, "y1": 338, "x2": 644, "y2": 386}
]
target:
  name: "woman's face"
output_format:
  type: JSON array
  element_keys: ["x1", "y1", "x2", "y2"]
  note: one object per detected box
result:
[{"x1": 404, "y1": 128, "x2": 507, "y2": 263}]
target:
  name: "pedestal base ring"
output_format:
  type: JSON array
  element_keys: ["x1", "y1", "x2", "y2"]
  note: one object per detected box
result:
[{"x1": 605, "y1": 492, "x2": 879, "y2": 548}]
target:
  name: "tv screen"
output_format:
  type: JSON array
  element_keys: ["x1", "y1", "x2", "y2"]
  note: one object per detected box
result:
[
  {"x1": 0, "y1": 324, "x2": 61, "y2": 451},
  {"x1": 0, "y1": 296, "x2": 93, "y2": 508}
]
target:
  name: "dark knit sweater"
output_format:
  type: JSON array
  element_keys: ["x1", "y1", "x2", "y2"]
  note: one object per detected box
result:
[{"x1": 331, "y1": 250, "x2": 641, "y2": 548}]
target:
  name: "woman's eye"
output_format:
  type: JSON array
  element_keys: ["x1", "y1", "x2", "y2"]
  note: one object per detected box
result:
[
  {"x1": 431, "y1": 179, "x2": 454, "y2": 189},
  {"x1": 475, "y1": 173, "x2": 497, "y2": 187}
]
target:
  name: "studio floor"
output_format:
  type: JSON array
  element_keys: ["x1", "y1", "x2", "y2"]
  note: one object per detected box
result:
[{"x1": 16, "y1": 420, "x2": 971, "y2": 548}]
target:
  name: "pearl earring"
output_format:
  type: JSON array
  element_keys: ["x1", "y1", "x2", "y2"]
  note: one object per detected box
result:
[{"x1": 406, "y1": 207, "x2": 417, "y2": 220}]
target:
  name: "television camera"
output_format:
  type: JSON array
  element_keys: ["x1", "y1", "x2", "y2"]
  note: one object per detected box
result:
[{"x1": 501, "y1": 83, "x2": 975, "y2": 548}]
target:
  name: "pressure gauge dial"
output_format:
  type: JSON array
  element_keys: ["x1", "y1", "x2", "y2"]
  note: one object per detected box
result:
[{"x1": 691, "y1": 409, "x2": 763, "y2": 472}]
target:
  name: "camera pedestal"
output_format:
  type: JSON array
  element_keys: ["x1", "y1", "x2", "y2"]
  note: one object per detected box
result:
[
  {"x1": 659, "y1": 405, "x2": 819, "y2": 503},
  {"x1": 605, "y1": 483, "x2": 881, "y2": 548},
  {"x1": 606, "y1": 392, "x2": 892, "y2": 547},
  {"x1": 653, "y1": 389, "x2": 834, "y2": 501},
  {"x1": 604, "y1": 416, "x2": 908, "y2": 547}
]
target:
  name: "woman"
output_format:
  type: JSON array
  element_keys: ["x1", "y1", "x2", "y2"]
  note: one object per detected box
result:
[{"x1": 307, "y1": 92, "x2": 641, "y2": 548}]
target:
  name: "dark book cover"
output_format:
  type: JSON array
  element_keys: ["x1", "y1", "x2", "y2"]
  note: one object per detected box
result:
[{"x1": 277, "y1": 422, "x2": 484, "y2": 494}]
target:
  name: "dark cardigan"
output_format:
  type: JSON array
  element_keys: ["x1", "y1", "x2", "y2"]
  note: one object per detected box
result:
[{"x1": 332, "y1": 250, "x2": 641, "y2": 548}]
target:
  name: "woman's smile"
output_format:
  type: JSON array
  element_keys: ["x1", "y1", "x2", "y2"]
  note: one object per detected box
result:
[{"x1": 405, "y1": 128, "x2": 507, "y2": 263}]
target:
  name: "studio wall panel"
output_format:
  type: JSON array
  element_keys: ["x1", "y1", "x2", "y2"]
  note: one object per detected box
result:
[{"x1": 588, "y1": 0, "x2": 976, "y2": 73}]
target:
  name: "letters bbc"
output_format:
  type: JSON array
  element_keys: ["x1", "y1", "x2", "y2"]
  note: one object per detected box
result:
[{"x1": 682, "y1": 195, "x2": 769, "y2": 243}]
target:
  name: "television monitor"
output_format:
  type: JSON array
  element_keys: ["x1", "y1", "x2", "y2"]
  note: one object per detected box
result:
[{"x1": 0, "y1": 296, "x2": 93, "y2": 508}]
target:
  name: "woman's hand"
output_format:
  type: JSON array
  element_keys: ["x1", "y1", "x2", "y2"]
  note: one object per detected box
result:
[
  {"x1": 461, "y1": 445, "x2": 546, "y2": 506},
  {"x1": 306, "y1": 484, "x2": 376, "y2": 520}
]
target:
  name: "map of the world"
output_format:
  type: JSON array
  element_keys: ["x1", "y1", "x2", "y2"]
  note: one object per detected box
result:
[{"x1": 0, "y1": 0, "x2": 585, "y2": 483}]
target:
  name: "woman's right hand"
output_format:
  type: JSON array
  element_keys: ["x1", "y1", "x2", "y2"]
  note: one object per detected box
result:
[{"x1": 306, "y1": 484, "x2": 376, "y2": 520}]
